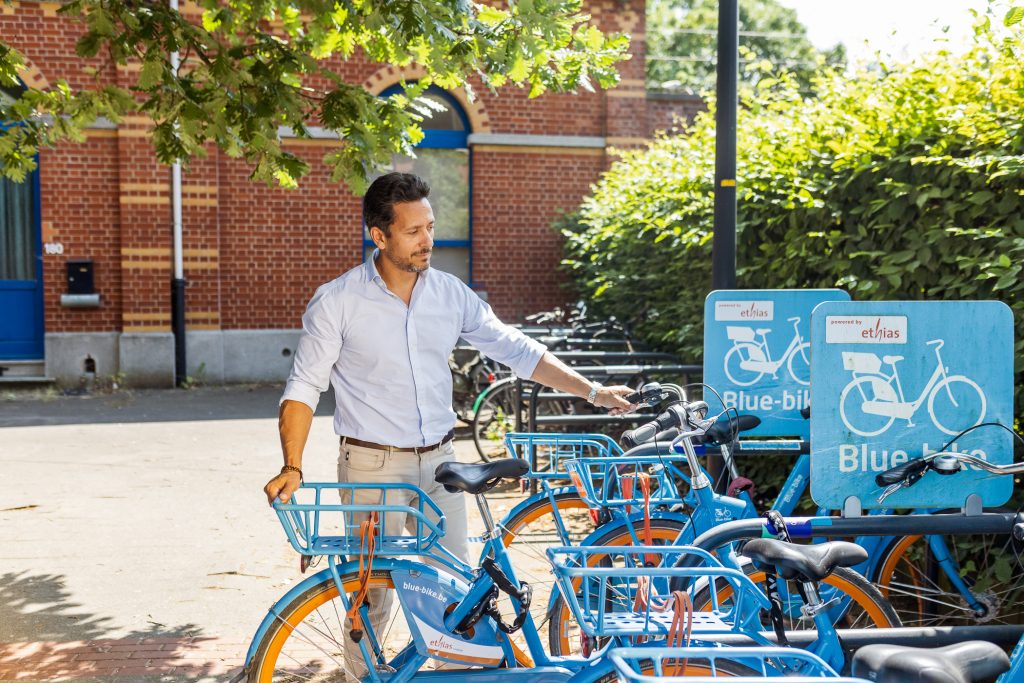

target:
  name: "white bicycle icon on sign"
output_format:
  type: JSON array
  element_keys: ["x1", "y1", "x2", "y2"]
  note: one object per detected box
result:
[
  {"x1": 724, "y1": 316, "x2": 811, "y2": 386},
  {"x1": 839, "y1": 339, "x2": 986, "y2": 437}
]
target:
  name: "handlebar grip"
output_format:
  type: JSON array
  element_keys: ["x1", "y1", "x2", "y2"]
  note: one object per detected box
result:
[
  {"x1": 621, "y1": 409, "x2": 681, "y2": 448},
  {"x1": 875, "y1": 458, "x2": 929, "y2": 487}
]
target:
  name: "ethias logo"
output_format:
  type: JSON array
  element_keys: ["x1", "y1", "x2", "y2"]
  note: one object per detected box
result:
[{"x1": 862, "y1": 318, "x2": 902, "y2": 341}]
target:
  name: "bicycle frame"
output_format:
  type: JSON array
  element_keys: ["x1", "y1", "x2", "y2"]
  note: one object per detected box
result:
[{"x1": 1004, "y1": 632, "x2": 1024, "y2": 682}]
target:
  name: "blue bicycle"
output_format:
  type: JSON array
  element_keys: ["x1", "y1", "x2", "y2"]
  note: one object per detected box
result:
[{"x1": 234, "y1": 452, "x2": 873, "y2": 681}]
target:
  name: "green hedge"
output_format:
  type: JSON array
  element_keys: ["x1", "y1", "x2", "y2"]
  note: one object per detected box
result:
[{"x1": 562, "y1": 20, "x2": 1024, "y2": 421}]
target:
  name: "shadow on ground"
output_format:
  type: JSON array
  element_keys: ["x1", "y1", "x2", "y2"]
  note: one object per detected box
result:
[{"x1": 0, "y1": 571, "x2": 223, "y2": 680}]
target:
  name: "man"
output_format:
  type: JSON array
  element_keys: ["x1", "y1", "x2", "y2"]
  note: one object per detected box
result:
[{"x1": 263, "y1": 171, "x2": 634, "y2": 679}]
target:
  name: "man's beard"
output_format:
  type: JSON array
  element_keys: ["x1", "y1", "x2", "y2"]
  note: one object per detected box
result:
[{"x1": 383, "y1": 247, "x2": 431, "y2": 273}]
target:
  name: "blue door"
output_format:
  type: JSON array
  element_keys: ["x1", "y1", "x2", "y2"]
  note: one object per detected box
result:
[{"x1": 0, "y1": 167, "x2": 44, "y2": 359}]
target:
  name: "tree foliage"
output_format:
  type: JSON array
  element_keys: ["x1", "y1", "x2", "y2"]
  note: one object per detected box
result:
[
  {"x1": 563, "y1": 11, "x2": 1024, "y2": 415},
  {"x1": 0, "y1": 0, "x2": 628, "y2": 190},
  {"x1": 646, "y1": 0, "x2": 844, "y2": 94}
]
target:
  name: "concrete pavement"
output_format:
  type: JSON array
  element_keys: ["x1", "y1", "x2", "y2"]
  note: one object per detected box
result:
[{"x1": 0, "y1": 385, "x2": 501, "y2": 682}]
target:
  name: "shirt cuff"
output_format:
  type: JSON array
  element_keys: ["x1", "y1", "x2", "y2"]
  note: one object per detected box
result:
[{"x1": 280, "y1": 379, "x2": 321, "y2": 412}]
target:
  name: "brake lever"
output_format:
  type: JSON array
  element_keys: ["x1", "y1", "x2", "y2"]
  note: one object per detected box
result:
[{"x1": 876, "y1": 468, "x2": 927, "y2": 503}]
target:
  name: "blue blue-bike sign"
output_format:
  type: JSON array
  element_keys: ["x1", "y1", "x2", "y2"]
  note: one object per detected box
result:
[
  {"x1": 810, "y1": 300, "x2": 1013, "y2": 510},
  {"x1": 704, "y1": 289, "x2": 850, "y2": 438}
]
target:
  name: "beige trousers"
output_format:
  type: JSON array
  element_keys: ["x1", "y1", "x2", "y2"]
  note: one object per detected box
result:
[{"x1": 337, "y1": 439, "x2": 469, "y2": 681}]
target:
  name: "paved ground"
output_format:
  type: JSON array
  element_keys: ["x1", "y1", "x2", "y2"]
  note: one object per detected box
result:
[{"x1": 0, "y1": 385, "x2": 518, "y2": 682}]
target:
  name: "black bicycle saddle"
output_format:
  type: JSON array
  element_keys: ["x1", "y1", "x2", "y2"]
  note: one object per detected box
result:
[
  {"x1": 740, "y1": 538, "x2": 868, "y2": 581},
  {"x1": 852, "y1": 641, "x2": 1010, "y2": 683},
  {"x1": 434, "y1": 459, "x2": 530, "y2": 494}
]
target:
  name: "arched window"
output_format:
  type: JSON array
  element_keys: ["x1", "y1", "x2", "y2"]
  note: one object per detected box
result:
[{"x1": 366, "y1": 85, "x2": 472, "y2": 283}]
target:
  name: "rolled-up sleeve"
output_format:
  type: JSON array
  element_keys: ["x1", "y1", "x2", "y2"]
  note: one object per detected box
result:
[
  {"x1": 459, "y1": 286, "x2": 546, "y2": 378},
  {"x1": 280, "y1": 285, "x2": 343, "y2": 410}
]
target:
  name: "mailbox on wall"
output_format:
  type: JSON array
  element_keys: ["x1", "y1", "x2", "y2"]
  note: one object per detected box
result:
[
  {"x1": 61, "y1": 259, "x2": 101, "y2": 308},
  {"x1": 66, "y1": 260, "x2": 95, "y2": 295}
]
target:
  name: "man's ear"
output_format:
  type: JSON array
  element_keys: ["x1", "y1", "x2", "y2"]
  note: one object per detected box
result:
[{"x1": 368, "y1": 226, "x2": 387, "y2": 249}]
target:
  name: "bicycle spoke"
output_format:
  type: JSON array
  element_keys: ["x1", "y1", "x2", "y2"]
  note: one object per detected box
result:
[{"x1": 269, "y1": 609, "x2": 347, "y2": 678}]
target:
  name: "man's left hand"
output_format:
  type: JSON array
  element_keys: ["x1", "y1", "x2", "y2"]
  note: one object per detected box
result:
[{"x1": 594, "y1": 385, "x2": 637, "y2": 415}]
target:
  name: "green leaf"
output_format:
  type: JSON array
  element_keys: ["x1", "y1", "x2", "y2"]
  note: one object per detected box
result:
[
  {"x1": 138, "y1": 58, "x2": 164, "y2": 89},
  {"x1": 508, "y1": 54, "x2": 528, "y2": 82}
]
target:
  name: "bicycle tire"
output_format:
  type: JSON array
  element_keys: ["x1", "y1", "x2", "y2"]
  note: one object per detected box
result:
[
  {"x1": 692, "y1": 563, "x2": 901, "y2": 632},
  {"x1": 472, "y1": 380, "x2": 573, "y2": 463},
  {"x1": 247, "y1": 570, "x2": 409, "y2": 683},
  {"x1": 723, "y1": 344, "x2": 764, "y2": 387},
  {"x1": 472, "y1": 380, "x2": 521, "y2": 462},
  {"x1": 927, "y1": 375, "x2": 986, "y2": 436},
  {"x1": 787, "y1": 341, "x2": 811, "y2": 386},
  {"x1": 248, "y1": 567, "x2": 535, "y2": 682}
]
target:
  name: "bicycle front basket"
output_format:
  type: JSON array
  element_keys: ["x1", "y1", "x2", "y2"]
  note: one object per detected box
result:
[{"x1": 273, "y1": 482, "x2": 446, "y2": 557}]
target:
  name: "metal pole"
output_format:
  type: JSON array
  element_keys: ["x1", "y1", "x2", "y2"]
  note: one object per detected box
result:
[
  {"x1": 711, "y1": 0, "x2": 738, "y2": 291},
  {"x1": 708, "y1": 0, "x2": 739, "y2": 489},
  {"x1": 169, "y1": 0, "x2": 186, "y2": 386}
]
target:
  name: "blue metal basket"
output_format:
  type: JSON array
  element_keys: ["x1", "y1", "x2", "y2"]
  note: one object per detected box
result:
[
  {"x1": 547, "y1": 545, "x2": 770, "y2": 639},
  {"x1": 608, "y1": 646, "x2": 863, "y2": 681},
  {"x1": 560, "y1": 456, "x2": 690, "y2": 508},
  {"x1": 504, "y1": 432, "x2": 622, "y2": 479},
  {"x1": 273, "y1": 483, "x2": 446, "y2": 557}
]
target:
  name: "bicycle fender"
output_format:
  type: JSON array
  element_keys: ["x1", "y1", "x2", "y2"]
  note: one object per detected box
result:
[{"x1": 241, "y1": 558, "x2": 474, "y2": 668}]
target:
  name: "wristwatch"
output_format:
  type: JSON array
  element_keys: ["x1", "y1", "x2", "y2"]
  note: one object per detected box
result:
[{"x1": 586, "y1": 383, "x2": 601, "y2": 404}]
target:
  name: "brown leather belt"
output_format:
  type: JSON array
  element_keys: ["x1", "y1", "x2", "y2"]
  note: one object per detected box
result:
[{"x1": 341, "y1": 429, "x2": 455, "y2": 454}]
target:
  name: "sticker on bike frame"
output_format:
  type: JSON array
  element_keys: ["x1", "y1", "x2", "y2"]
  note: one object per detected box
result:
[
  {"x1": 392, "y1": 569, "x2": 505, "y2": 667},
  {"x1": 704, "y1": 289, "x2": 850, "y2": 438},
  {"x1": 810, "y1": 300, "x2": 1014, "y2": 510}
]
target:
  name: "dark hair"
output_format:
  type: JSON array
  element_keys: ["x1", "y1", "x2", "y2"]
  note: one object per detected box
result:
[{"x1": 363, "y1": 172, "x2": 431, "y2": 236}]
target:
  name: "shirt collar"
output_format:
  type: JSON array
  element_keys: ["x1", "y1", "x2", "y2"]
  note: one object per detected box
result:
[{"x1": 364, "y1": 249, "x2": 383, "y2": 284}]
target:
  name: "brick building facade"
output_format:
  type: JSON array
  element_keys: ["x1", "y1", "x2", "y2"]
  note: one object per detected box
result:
[{"x1": 0, "y1": 0, "x2": 696, "y2": 386}]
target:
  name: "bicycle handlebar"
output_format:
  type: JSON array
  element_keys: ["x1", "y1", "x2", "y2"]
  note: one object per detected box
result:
[
  {"x1": 875, "y1": 450, "x2": 1024, "y2": 503},
  {"x1": 620, "y1": 404, "x2": 688, "y2": 448}
]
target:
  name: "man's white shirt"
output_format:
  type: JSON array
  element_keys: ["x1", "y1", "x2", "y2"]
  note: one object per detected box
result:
[{"x1": 281, "y1": 251, "x2": 546, "y2": 447}]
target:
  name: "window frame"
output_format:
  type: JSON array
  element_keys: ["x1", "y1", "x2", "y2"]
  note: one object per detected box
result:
[{"x1": 364, "y1": 85, "x2": 474, "y2": 283}]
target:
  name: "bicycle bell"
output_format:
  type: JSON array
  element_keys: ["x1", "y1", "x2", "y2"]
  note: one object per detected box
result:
[{"x1": 931, "y1": 454, "x2": 963, "y2": 475}]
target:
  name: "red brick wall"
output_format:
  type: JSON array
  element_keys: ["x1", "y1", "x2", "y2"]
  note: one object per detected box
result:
[
  {"x1": 38, "y1": 136, "x2": 122, "y2": 333},
  {"x1": 2, "y1": 0, "x2": 649, "y2": 334},
  {"x1": 646, "y1": 93, "x2": 707, "y2": 136},
  {"x1": 216, "y1": 146, "x2": 362, "y2": 329},
  {"x1": 472, "y1": 148, "x2": 606, "y2": 320}
]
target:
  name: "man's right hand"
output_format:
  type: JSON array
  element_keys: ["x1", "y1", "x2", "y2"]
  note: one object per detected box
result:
[{"x1": 264, "y1": 470, "x2": 302, "y2": 506}]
